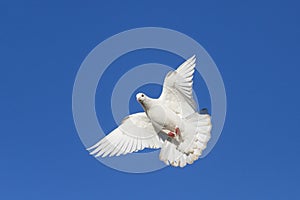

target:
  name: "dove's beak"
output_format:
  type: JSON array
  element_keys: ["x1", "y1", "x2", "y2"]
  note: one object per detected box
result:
[{"x1": 136, "y1": 94, "x2": 141, "y2": 102}]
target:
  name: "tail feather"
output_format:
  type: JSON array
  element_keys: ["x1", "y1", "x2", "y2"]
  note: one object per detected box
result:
[{"x1": 159, "y1": 112, "x2": 212, "y2": 167}]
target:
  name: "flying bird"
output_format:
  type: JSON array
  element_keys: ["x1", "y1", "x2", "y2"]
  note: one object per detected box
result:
[{"x1": 87, "y1": 55, "x2": 212, "y2": 167}]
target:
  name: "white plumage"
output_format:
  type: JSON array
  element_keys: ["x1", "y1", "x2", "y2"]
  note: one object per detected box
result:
[{"x1": 87, "y1": 55, "x2": 212, "y2": 167}]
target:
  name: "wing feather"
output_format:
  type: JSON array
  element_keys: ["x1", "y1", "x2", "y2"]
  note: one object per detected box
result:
[
  {"x1": 87, "y1": 112, "x2": 162, "y2": 158},
  {"x1": 116, "y1": 137, "x2": 130, "y2": 156},
  {"x1": 159, "y1": 55, "x2": 197, "y2": 117},
  {"x1": 109, "y1": 136, "x2": 126, "y2": 157}
]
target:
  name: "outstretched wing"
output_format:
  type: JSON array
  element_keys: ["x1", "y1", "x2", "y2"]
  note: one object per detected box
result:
[
  {"x1": 159, "y1": 55, "x2": 197, "y2": 118},
  {"x1": 87, "y1": 112, "x2": 162, "y2": 157}
]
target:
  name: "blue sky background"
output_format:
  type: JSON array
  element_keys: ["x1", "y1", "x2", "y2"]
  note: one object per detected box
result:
[{"x1": 1, "y1": 0, "x2": 300, "y2": 199}]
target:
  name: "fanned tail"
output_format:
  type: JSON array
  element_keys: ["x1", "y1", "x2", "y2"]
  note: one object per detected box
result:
[{"x1": 159, "y1": 112, "x2": 212, "y2": 167}]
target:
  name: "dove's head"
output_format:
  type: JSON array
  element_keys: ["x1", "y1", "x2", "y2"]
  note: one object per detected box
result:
[
  {"x1": 136, "y1": 93, "x2": 147, "y2": 103},
  {"x1": 136, "y1": 93, "x2": 153, "y2": 111}
]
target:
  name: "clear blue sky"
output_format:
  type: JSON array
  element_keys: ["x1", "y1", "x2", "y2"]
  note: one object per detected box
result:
[{"x1": 1, "y1": 0, "x2": 299, "y2": 199}]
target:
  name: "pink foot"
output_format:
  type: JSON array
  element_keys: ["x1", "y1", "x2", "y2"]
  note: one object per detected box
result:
[
  {"x1": 168, "y1": 132, "x2": 175, "y2": 138},
  {"x1": 175, "y1": 127, "x2": 181, "y2": 136}
]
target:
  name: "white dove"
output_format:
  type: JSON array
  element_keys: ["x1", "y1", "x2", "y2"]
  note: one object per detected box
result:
[{"x1": 87, "y1": 55, "x2": 212, "y2": 167}]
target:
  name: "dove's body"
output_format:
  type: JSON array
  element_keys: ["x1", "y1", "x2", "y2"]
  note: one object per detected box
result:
[
  {"x1": 139, "y1": 96, "x2": 182, "y2": 134},
  {"x1": 87, "y1": 55, "x2": 212, "y2": 167}
]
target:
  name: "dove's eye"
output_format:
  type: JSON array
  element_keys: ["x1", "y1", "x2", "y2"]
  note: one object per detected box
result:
[{"x1": 141, "y1": 94, "x2": 144, "y2": 97}]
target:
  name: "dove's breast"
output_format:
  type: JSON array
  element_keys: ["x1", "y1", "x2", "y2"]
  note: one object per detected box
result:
[{"x1": 146, "y1": 103, "x2": 181, "y2": 131}]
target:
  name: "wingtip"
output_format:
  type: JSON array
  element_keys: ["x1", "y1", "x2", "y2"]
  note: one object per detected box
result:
[
  {"x1": 86, "y1": 140, "x2": 102, "y2": 151},
  {"x1": 186, "y1": 55, "x2": 196, "y2": 61},
  {"x1": 188, "y1": 55, "x2": 196, "y2": 63},
  {"x1": 86, "y1": 146, "x2": 94, "y2": 151}
]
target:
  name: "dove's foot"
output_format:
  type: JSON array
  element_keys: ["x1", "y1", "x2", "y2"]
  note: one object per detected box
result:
[
  {"x1": 175, "y1": 127, "x2": 180, "y2": 136},
  {"x1": 167, "y1": 127, "x2": 181, "y2": 138},
  {"x1": 168, "y1": 132, "x2": 176, "y2": 138}
]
